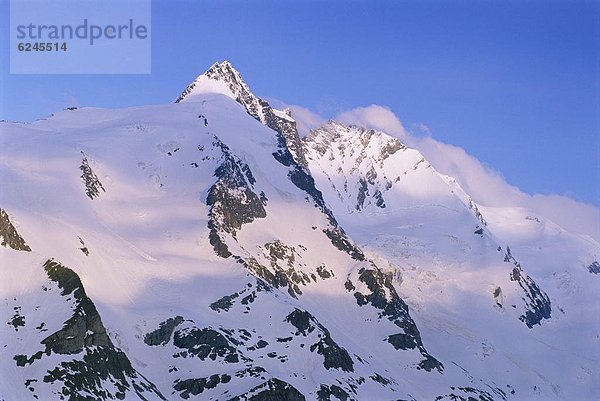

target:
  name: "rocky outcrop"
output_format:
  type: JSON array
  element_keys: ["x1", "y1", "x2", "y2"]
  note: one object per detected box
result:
[
  {"x1": 587, "y1": 261, "x2": 600, "y2": 275},
  {"x1": 80, "y1": 153, "x2": 105, "y2": 199},
  {"x1": 41, "y1": 260, "x2": 112, "y2": 354},
  {"x1": 228, "y1": 378, "x2": 305, "y2": 401},
  {"x1": 14, "y1": 259, "x2": 165, "y2": 401},
  {"x1": 504, "y1": 247, "x2": 552, "y2": 328},
  {"x1": 0, "y1": 208, "x2": 31, "y2": 251},
  {"x1": 206, "y1": 136, "x2": 267, "y2": 258},
  {"x1": 285, "y1": 309, "x2": 354, "y2": 372},
  {"x1": 144, "y1": 316, "x2": 185, "y2": 346},
  {"x1": 349, "y1": 266, "x2": 443, "y2": 372}
]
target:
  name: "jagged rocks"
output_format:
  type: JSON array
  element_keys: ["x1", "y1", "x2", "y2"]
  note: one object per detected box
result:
[
  {"x1": 317, "y1": 384, "x2": 350, "y2": 401},
  {"x1": 206, "y1": 137, "x2": 267, "y2": 258},
  {"x1": 42, "y1": 260, "x2": 112, "y2": 354},
  {"x1": 587, "y1": 261, "x2": 600, "y2": 274},
  {"x1": 434, "y1": 385, "x2": 507, "y2": 401},
  {"x1": 15, "y1": 260, "x2": 165, "y2": 400},
  {"x1": 144, "y1": 316, "x2": 184, "y2": 346},
  {"x1": 492, "y1": 287, "x2": 503, "y2": 308},
  {"x1": 0, "y1": 208, "x2": 31, "y2": 251},
  {"x1": 174, "y1": 374, "x2": 232, "y2": 399},
  {"x1": 228, "y1": 378, "x2": 305, "y2": 401},
  {"x1": 243, "y1": 257, "x2": 303, "y2": 298},
  {"x1": 504, "y1": 248, "x2": 552, "y2": 328},
  {"x1": 8, "y1": 306, "x2": 26, "y2": 331},
  {"x1": 210, "y1": 293, "x2": 240, "y2": 312},
  {"x1": 144, "y1": 318, "x2": 246, "y2": 364},
  {"x1": 285, "y1": 309, "x2": 354, "y2": 372},
  {"x1": 173, "y1": 327, "x2": 241, "y2": 363},
  {"x1": 209, "y1": 280, "x2": 270, "y2": 313},
  {"x1": 350, "y1": 266, "x2": 443, "y2": 372},
  {"x1": 323, "y1": 228, "x2": 365, "y2": 261},
  {"x1": 80, "y1": 153, "x2": 105, "y2": 199}
]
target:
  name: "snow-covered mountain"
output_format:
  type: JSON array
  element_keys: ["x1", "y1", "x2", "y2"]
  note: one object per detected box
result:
[{"x1": 1, "y1": 61, "x2": 598, "y2": 401}]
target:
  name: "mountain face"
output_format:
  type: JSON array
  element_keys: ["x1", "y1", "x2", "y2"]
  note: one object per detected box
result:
[{"x1": 1, "y1": 61, "x2": 598, "y2": 401}]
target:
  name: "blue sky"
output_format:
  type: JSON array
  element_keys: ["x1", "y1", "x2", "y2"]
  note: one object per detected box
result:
[{"x1": 1, "y1": 0, "x2": 598, "y2": 206}]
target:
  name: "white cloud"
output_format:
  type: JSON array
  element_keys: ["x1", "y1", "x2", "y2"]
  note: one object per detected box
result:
[
  {"x1": 288, "y1": 103, "x2": 600, "y2": 242},
  {"x1": 336, "y1": 105, "x2": 410, "y2": 142},
  {"x1": 286, "y1": 105, "x2": 325, "y2": 137}
]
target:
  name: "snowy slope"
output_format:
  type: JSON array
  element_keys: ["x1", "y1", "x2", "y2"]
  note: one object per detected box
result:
[
  {"x1": 304, "y1": 121, "x2": 600, "y2": 400},
  {"x1": 0, "y1": 61, "x2": 598, "y2": 401}
]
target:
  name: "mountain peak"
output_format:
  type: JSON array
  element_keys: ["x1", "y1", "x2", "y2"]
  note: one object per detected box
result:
[{"x1": 174, "y1": 61, "x2": 273, "y2": 124}]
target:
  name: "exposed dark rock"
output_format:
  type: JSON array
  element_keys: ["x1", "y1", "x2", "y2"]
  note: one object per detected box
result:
[
  {"x1": 369, "y1": 373, "x2": 391, "y2": 386},
  {"x1": 0, "y1": 208, "x2": 31, "y2": 251},
  {"x1": 234, "y1": 366, "x2": 267, "y2": 378},
  {"x1": 210, "y1": 292, "x2": 241, "y2": 312},
  {"x1": 386, "y1": 333, "x2": 416, "y2": 350},
  {"x1": 80, "y1": 153, "x2": 105, "y2": 199},
  {"x1": 227, "y1": 378, "x2": 305, "y2": 401},
  {"x1": 41, "y1": 260, "x2": 112, "y2": 355},
  {"x1": 505, "y1": 249, "x2": 552, "y2": 328},
  {"x1": 493, "y1": 287, "x2": 503, "y2": 308},
  {"x1": 310, "y1": 335, "x2": 354, "y2": 372},
  {"x1": 323, "y1": 228, "x2": 365, "y2": 261},
  {"x1": 317, "y1": 384, "x2": 350, "y2": 401},
  {"x1": 434, "y1": 385, "x2": 503, "y2": 401},
  {"x1": 243, "y1": 257, "x2": 303, "y2": 298},
  {"x1": 353, "y1": 266, "x2": 442, "y2": 372},
  {"x1": 255, "y1": 240, "x2": 315, "y2": 296},
  {"x1": 144, "y1": 316, "x2": 184, "y2": 346},
  {"x1": 379, "y1": 138, "x2": 405, "y2": 160},
  {"x1": 191, "y1": 63, "x2": 364, "y2": 266},
  {"x1": 8, "y1": 306, "x2": 25, "y2": 330},
  {"x1": 587, "y1": 261, "x2": 600, "y2": 274},
  {"x1": 373, "y1": 189, "x2": 385, "y2": 208},
  {"x1": 286, "y1": 309, "x2": 314, "y2": 336},
  {"x1": 468, "y1": 199, "x2": 487, "y2": 227},
  {"x1": 19, "y1": 259, "x2": 166, "y2": 400},
  {"x1": 267, "y1": 109, "x2": 309, "y2": 170},
  {"x1": 174, "y1": 374, "x2": 231, "y2": 398},
  {"x1": 356, "y1": 178, "x2": 368, "y2": 210},
  {"x1": 316, "y1": 265, "x2": 333, "y2": 279},
  {"x1": 173, "y1": 327, "x2": 241, "y2": 363},
  {"x1": 78, "y1": 237, "x2": 89, "y2": 256},
  {"x1": 206, "y1": 137, "x2": 267, "y2": 258},
  {"x1": 285, "y1": 309, "x2": 354, "y2": 372}
]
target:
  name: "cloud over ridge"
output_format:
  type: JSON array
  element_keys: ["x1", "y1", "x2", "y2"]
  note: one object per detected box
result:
[{"x1": 281, "y1": 102, "x2": 599, "y2": 242}]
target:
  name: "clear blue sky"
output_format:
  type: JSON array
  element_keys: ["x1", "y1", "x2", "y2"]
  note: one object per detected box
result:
[{"x1": 1, "y1": 0, "x2": 598, "y2": 205}]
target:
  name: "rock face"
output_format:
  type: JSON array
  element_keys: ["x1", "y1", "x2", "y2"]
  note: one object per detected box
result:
[
  {"x1": 504, "y1": 248, "x2": 552, "y2": 328},
  {"x1": 41, "y1": 260, "x2": 113, "y2": 354},
  {"x1": 0, "y1": 208, "x2": 31, "y2": 251},
  {"x1": 207, "y1": 136, "x2": 267, "y2": 258},
  {"x1": 228, "y1": 378, "x2": 305, "y2": 401},
  {"x1": 350, "y1": 266, "x2": 442, "y2": 372},
  {"x1": 176, "y1": 61, "x2": 308, "y2": 169},
  {"x1": 587, "y1": 261, "x2": 600, "y2": 274},
  {"x1": 12, "y1": 260, "x2": 165, "y2": 401},
  {"x1": 304, "y1": 122, "x2": 406, "y2": 212},
  {"x1": 80, "y1": 153, "x2": 105, "y2": 199},
  {"x1": 285, "y1": 309, "x2": 354, "y2": 372}
]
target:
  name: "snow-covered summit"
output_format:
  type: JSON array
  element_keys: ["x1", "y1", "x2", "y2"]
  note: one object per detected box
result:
[{"x1": 175, "y1": 61, "x2": 269, "y2": 123}]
